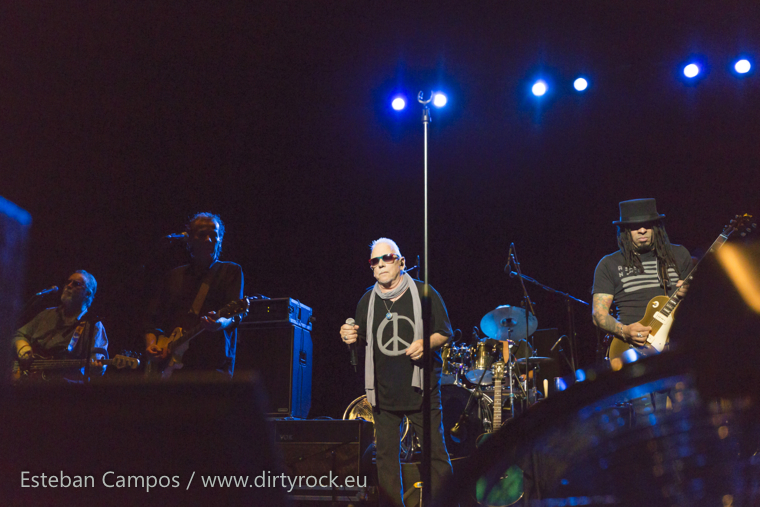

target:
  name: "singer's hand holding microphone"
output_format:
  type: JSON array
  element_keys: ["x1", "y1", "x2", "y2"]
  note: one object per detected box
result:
[
  {"x1": 341, "y1": 320, "x2": 359, "y2": 345},
  {"x1": 341, "y1": 319, "x2": 360, "y2": 372}
]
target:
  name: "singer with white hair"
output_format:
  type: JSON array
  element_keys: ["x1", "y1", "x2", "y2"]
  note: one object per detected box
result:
[{"x1": 340, "y1": 237, "x2": 453, "y2": 507}]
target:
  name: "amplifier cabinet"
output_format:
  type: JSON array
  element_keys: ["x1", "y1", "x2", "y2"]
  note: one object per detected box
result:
[
  {"x1": 246, "y1": 298, "x2": 313, "y2": 330},
  {"x1": 273, "y1": 419, "x2": 375, "y2": 503},
  {"x1": 235, "y1": 323, "x2": 312, "y2": 418}
]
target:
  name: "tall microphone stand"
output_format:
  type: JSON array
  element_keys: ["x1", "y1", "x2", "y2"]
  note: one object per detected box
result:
[{"x1": 418, "y1": 91, "x2": 433, "y2": 506}]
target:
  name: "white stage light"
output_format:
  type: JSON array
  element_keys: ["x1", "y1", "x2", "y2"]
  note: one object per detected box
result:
[
  {"x1": 683, "y1": 63, "x2": 700, "y2": 78},
  {"x1": 391, "y1": 97, "x2": 406, "y2": 111},
  {"x1": 532, "y1": 80, "x2": 547, "y2": 96},
  {"x1": 735, "y1": 59, "x2": 751, "y2": 74},
  {"x1": 432, "y1": 93, "x2": 447, "y2": 108},
  {"x1": 573, "y1": 77, "x2": 588, "y2": 91}
]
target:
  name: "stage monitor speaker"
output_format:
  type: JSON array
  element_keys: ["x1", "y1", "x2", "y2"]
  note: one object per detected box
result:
[
  {"x1": 1, "y1": 375, "x2": 287, "y2": 506},
  {"x1": 274, "y1": 419, "x2": 374, "y2": 503},
  {"x1": 235, "y1": 322, "x2": 312, "y2": 418}
]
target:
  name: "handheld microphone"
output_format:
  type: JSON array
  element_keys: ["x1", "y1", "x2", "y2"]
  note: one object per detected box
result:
[
  {"x1": 346, "y1": 318, "x2": 358, "y2": 372},
  {"x1": 165, "y1": 232, "x2": 189, "y2": 241},
  {"x1": 35, "y1": 286, "x2": 59, "y2": 297}
]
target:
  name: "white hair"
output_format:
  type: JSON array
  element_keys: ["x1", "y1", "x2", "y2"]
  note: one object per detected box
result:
[{"x1": 370, "y1": 237, "x2": 402, "y2": 257}]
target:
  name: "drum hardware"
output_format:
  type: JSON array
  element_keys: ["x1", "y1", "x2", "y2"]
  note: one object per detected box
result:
[
  {"x1": 514, "y1": 356, "x2": 554, "y2": 366},
  {"x1": 450, "y1": 352, "x2": 497, "y2": 446}
]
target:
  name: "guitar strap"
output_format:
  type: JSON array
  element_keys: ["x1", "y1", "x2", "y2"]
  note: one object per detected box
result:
[{"x1": 190, "y1": 262, "x2": 222, "y2": 316}]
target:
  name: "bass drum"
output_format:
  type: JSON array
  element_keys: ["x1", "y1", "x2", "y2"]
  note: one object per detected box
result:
[{"x1": 441, "y1": 384, "x2": 491, "y2": 459}]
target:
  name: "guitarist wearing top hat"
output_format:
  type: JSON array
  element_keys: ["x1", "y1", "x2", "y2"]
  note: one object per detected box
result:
[{"x1": 591, "y1": 199, "x2": 692, "y2": 416}]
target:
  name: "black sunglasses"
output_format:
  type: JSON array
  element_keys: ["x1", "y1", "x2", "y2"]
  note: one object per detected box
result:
[{"x1": 369, "y1": 253, "x2": 400, "y2": 267}]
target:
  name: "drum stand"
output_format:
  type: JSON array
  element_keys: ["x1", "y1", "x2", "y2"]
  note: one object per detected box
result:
[{"x1": 450, "y1": 355, "x2": 495, "y2": 442}]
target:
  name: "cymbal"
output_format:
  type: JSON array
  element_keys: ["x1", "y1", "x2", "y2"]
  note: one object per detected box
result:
[
  {"x1": 480, "y1": 305, "x2": 538, "y2": 340},
  {"x1": 515, "y1": 356, "x2": 554, "y2": 365}
]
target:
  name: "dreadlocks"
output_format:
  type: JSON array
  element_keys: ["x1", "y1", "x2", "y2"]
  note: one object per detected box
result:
[{"x1": 617, "y1": 222, "x2": 679, "y2": 284}]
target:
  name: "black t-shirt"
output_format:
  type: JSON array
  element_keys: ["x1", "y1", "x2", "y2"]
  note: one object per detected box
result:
[
  {"x1": 592, "y1": 245, "x2": 692, "y2": 324},
  {"x1": 355, "y1": 281, "x2": 453, "y2": 411}
]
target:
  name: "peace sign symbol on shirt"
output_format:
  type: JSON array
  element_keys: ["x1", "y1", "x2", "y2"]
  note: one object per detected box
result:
[{"x1": 377, "y1": 313, "x2": 415, "y2": 356}]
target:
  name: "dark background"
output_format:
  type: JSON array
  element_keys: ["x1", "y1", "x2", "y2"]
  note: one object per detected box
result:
[{"x1": 2, "y1": 1, "x2": 758, "y2": 418}]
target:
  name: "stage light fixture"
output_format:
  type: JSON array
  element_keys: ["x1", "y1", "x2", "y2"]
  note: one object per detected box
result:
[
  {"x1": 432, "y1": 93, "x2": 447, "y2": 108},
  {"x1": 531, "y1": 80, "x2": 547, "y2": 97},
  {"x1": 683, "y1": 63, "x2": 700, "y2": 78},
  {"x1": 573, "y1": 77, "x2": 588, "y2": 92},
  {"x1": 734, "y1": 59, "x2": 751, "y2": 74},
  {"x1": 391, "y1": 97, "x2": 406, "y2": 111}
]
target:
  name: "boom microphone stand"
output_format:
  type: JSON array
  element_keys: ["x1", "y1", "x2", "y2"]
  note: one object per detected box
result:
[
  {"x1": 507, "y1": 270, "x2": 588, "y2": 373},
  {"x1": 509, "y1": 244, "x2": 537, "y2": 405}
]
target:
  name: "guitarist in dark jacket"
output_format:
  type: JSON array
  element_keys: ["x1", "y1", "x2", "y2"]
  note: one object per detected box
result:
[
  {"x1": 13, "y1": 270, "x2": 108, "y2": 381},
  {"x1": 144, "y1": 212, "x2": 244, "y2": 379},
  {"x1": 592, "y1": 199, "x2": 691, "y2": 418}
]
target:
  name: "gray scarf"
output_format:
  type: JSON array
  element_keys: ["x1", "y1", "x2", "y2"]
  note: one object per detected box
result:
[{"x1": 365, "y1": 272, "x2": 423, "y2": 406}]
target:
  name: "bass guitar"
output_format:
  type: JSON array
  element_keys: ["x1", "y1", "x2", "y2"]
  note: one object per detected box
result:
[
  {"x1": 12, "y1": 353, "x2": 141, "y2": 383},
  {"x1": 474, "y1": 360, "x2": 524, "y2": 507},
  {"x1": 145, "y1": 297, "x2": 251, "y2": 379},
  {"x1": 609, "y1": 213, "x2": 754, "y2": 360}
]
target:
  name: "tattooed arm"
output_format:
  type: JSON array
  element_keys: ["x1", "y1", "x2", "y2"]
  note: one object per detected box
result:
[{"x1": 592, "y1": 293, "x2": 651, "y2": 346}]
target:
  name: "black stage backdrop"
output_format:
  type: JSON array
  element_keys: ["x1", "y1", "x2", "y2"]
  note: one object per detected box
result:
[{"x1": 2, "y1": 1, "x2": 759, "y2": 418}]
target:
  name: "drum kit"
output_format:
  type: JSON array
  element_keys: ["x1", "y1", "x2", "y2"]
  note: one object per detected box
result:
[{"x1": 344, "y1": 304, "x2": 554, "y2": 462}]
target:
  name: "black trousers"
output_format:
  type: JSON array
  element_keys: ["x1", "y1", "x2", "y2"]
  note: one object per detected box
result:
[{"x1": 373, "y1": 399, "x2": 453, "y2": 507}]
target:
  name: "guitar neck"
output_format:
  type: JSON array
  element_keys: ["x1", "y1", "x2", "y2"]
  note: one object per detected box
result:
[
  {"x1": 168, "y1": 324, "x2": 205, "y2": 352},
  {"x1": 15, "y1": 358, "x2": 117, "y2": 372},
  {"x1": 493, "y1": 377, "x2": 502, "y2": 430},
  {"x1": 657, "y1": 228, "x2": 735, "y2": 320}
]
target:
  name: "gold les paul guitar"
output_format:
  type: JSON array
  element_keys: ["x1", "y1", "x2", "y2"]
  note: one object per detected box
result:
[
  {"x1": 145, "y1": 297, "x2": 251, "y2": 379},
  {"x1": 609, "y1": 213, "x2": 754, "y2": 360}
]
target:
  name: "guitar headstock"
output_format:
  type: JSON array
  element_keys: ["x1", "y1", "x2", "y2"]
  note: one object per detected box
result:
[
  {"x1": 492, "y1": 361, "x2": 505, "y2": 381},
  {"x1": 112, "y1": 354, "x2": 141, "y2": 370},
  {"x1": 723, "y1": 213, "x2": 756, "y2": 238},
  {"x1": 219, "y1": 297, "x2": 252, "y2": 320}
]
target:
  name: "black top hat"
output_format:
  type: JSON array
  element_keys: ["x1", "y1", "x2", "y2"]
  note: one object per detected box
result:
[{"x1": 612, "y1": 198, "x2": 665, "y2": 225}]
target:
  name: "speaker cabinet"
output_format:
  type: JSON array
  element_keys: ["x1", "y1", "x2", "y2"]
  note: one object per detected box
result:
[
  {"x1": 0, "y1": 197, "x2": 31, "y2": 383},
  {"x1": 235, "y1": 322, "x2": 312, "y2": 418},
  {"x1": 2, "y1": 376, "x2": 286, "y2": 506},
  {"x1": 274, "y1": 419, "x2": 374, "y2": 503}
]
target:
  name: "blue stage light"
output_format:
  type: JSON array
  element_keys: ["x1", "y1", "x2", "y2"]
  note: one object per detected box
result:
[
  {"x1": 531, "y1": 80, "x2": 547, "y2": 96},
  {"x1": 432, "y1": 93, "x2": 447, "y2": 108},
  {"x1": 734, "y1": 59, "x2": 751, "y2": 74},
  {"x1": 573, "y1": 77, "x2": 589, "y2": 91},
  {"x1": 391, "y1": 97, "x2": 406, "y2": 111},
  {"x1": 683, "y1": 63, "x2": 700, "y2": 78}
]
